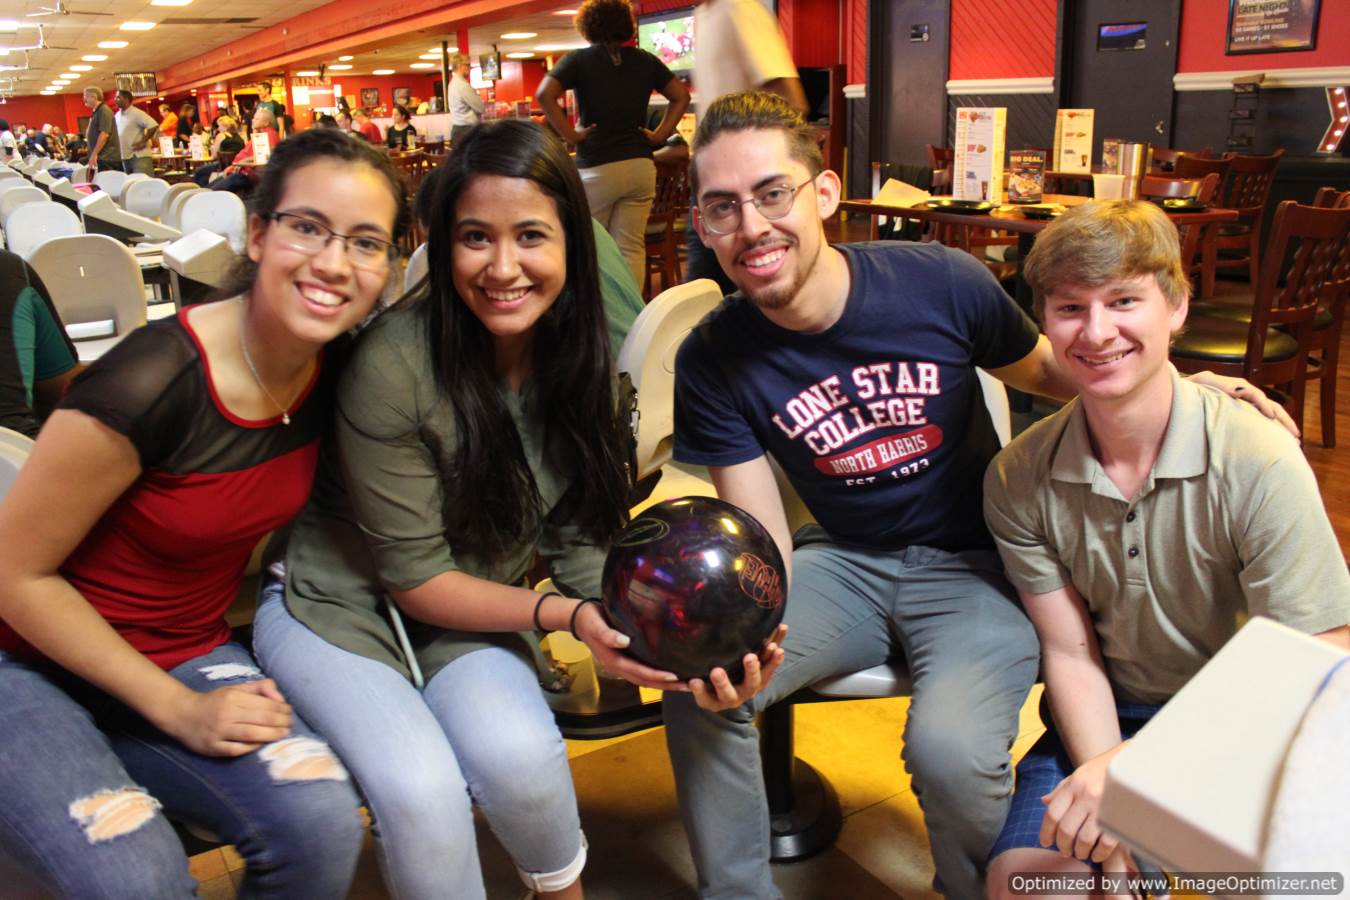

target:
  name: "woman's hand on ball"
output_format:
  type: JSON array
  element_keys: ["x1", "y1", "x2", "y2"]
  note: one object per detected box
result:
[
  {"x1": 575, "y1": 601, "x2": 688, "y2": 691},
  {"x1": 690, "y1": 624, "x2": 788, "y2": 712}
]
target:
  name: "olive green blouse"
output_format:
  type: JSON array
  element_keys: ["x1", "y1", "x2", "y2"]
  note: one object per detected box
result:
[{"x1": 283, "y1": 305, "x2": 608, "y2": 683}]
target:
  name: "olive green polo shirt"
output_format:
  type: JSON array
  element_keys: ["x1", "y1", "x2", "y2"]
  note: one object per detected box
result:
[
  {"x1": 984, "y1": 368, "x2": 1350, "y2": 705},
  {"x1": 284, "y1": 304, "x2": 608, "y2": 683}
]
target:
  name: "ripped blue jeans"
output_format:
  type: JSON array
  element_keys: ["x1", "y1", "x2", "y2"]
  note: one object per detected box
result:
[{"x1": 0, "y1": 642, "x2": 364, "y2": 899}]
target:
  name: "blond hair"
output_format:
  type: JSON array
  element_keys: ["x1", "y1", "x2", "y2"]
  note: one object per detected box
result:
[{"x1": 1023, "y1": 200, "x2": 1190, "y2": 320}]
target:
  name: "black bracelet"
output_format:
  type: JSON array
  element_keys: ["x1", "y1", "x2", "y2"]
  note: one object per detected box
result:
[
  {"x1": 533, "y1": 592, "x2": 562, "y2": 633},
  {"x1": 569, "y1": 597, "x2": 603, "y2": 639}
]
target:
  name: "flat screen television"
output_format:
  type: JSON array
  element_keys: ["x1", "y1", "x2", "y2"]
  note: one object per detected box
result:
[{"x1": 637, "y1": 8, "x2": 695, "y2": 74}]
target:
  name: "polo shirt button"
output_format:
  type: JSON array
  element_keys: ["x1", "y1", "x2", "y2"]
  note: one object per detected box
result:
[
  {"x1": 1126, "y1": 511, "x2": 1136, "y2": 522},
  {"x1": 1128, "y1": 545, "x2": 1140, "y2": 558}
]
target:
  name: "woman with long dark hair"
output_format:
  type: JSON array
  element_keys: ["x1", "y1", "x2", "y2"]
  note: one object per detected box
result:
[
  {"x1": 0, "y1": 128, "x2": 409, "y2": 897},
  {"x1": 253, "y1": 119, "x2": 681, "y2": 899}
]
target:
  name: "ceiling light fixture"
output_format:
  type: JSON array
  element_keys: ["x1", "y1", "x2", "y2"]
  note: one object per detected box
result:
[
  {"x1": 506, "y1": 52, "x2": 534, "y2": 59},
  {"x1": 373, "y1": 69, "x2": 394, "y2": 75},
  {"x1": 410, "y1": 63, "x2": 435, "y2": 69},
  {"x1": 553, "y1": 9, "x2": 578, "y2": 15},
  {"x1": 328, "y1": 64, "x2": 352, "y2": 70},
  {"x1": 151, "y1": 0, "x2": 193, "y2": 5},
  {"x1": 59, "y1": 72, "x2": 77, "y2": 79},
  {"x1": 418, "y1": 53, "x2": 441, "y2": 60},
  {"x1": 501, "y1": 32, "x2": 537, "y2": 39},
  {"x1": 295, "y1": 69, "x2": 319, "y2": 76},
  {"x1": 82, "y1": 54, "x2": 108, "y2": 61},
  {"x1": 338, "y1": 55, "x2": 353, "y2": 61},
  {"x1": 119, "y1": 22, "x2": 156, "y2": 31},
  {"x1": 97, "y1": 41, "x2": 128, "y2": 49},
  {"x1": 70, "y1": 64, "x2": 92, "y2": 71},
  {"x1": 40, "y1": 90, "x2": 54, "y2": 95}
]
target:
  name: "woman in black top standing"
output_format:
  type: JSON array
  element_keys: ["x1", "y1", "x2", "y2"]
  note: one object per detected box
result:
[
  {"x1": 537, "y1": 0, "x2": 689, "y2": 291},
  {"x1": 385, "y1": 105, "x2": 418, "y2": 150}
]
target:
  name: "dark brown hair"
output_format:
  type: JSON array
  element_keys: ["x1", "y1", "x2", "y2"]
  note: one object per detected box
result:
[
  {"x1": 689, "y1": 91, "x2": 823, "y2": 198},
  {"x1": 574, "y1": 0, "x2": 636, "y2": 44}
]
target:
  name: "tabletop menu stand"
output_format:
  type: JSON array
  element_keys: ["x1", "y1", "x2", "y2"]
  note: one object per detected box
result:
[{"x1": 1227, "y1": 74, "x2": 1264, "y2": 151}]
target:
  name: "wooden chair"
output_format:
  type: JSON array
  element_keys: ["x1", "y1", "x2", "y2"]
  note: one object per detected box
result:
[
  {"x1": 389, "y1": 152, "x2": 426, "y2": 192},
  {"x1": 1171, "y1": 198, "x2": 1350, "y2": 439},
  {"x1": 1190, "y1": 188, "x2": 1350, "y2": 447},
  {"x1": 1214, "y1": 149, "x2": 1285, "y2": 286},
  {"x1": 644, "y1": 158, "x2": 690, "y2": 299},
  {"x1": 1173, "y1": 156, "x2": 1236, "y2": 296},
  {"x1": 924, "y1": 144, "x2": 953, "y2": 194},
  {"x1": 1137, "y1": 172, "x2": 1222, "y2": 292},
  {"x1": 1149, "y1": 146, "x2": 1212, "y2": 172}
]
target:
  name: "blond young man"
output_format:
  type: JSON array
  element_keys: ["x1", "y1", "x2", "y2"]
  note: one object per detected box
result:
[{"x1": 982, "y1": 201, "x2": 1350, "y2": 899}]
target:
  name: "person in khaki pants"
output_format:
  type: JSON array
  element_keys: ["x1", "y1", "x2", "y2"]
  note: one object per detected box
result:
[{"x1": 538, "y1": 0, "x2": 689, "y2": 289}]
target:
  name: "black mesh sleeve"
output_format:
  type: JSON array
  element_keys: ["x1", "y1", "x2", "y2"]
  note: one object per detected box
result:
[{"x1": 58, "y1": 319, "x2": 200, "y2": 469}]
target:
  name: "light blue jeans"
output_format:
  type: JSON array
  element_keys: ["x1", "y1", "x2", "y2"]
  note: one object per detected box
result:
[
  {"x1": 253, "y1": 581, "x2": 586, "y2": 899},
  {"x1": 0, "y1": 642, "x2": 364, "y2": 899},
  {"x1": 662, "y1": 533, "x2": 1040, "y2": 900}
]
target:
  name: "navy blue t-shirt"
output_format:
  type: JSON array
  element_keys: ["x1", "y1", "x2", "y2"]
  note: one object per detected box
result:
[{"x1": 674, "y1": 241, "x2": 1040, "y2": 552}]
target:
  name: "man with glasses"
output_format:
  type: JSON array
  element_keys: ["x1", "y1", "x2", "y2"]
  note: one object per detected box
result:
[
  {"x1": 664, "y1": 91, "x2": 1289, "y2": 900},
  {"x1": 663, "y1": 90, "x2": 1074, "y2": 900}
]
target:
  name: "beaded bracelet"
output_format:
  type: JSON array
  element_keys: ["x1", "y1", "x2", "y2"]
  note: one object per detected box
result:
[
  {"x1": 532, "y1": 591, "x2": 562, "y2": 633},
  {"x1": 569, "y1": 597, "x2": 603, "y2": 639}
]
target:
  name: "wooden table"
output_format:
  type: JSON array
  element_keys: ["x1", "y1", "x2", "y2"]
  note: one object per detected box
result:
[{"x1": 837, "y1": 193, "x2": 1238, "y2": 300}]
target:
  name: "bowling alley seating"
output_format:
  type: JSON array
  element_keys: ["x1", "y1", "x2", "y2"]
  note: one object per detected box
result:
[
  {"x1": 3, "y1": 202, "x2": 83, "y2": 261},
  {"x1": 123, "y1": 178, "x2": 171, "y2": 221},
  {"x1": 759, "y1": 368, "x2": 1014, "y2": 861},
  {"x1": 92, "y1": 169, "x2": 129, "y2": 198},
  {"x1": 160, "y1": 183, "x2": 204, "y2": 229},
  {"x1": 28, "y1": 234, "x2": 147, "y2": 363},
  {"x1": 0, "y1": 427, "x2": 35, "y2": 500},
  {"x1": 405, "y1": 243, "x2": 429, "y2": 293},
  {"x1": 0, "y1": 185, "x2": 49, "y2": 233},
  {"x1": 179, "y1": 191, "x2": 247, "y2": 254}
]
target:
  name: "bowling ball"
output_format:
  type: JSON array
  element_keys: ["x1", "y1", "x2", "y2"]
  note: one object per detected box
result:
[{"x1": 602, "y1": 496, "x2": 787, "y2": 680}]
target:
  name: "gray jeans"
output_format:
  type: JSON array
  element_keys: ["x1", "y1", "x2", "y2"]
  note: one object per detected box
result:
[
  {"x1": 662, "y1": 531, "x2": 1040, "y2": 900},
  {"x1": 122, "y1": 155, "x2": 154, "y2": 176}
]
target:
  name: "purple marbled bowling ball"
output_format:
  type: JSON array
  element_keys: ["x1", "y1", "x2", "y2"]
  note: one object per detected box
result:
[{"x1": 602, "y1": 496, "x2": 787, "y2": 680}]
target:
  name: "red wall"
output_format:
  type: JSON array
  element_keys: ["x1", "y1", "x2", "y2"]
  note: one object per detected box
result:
[
  {"x1": 845, "y1": 0, "x2": 866, "y2": 83},
  {"x1": 492, "y1": 60, "x2": 549, "y2": 104},
  {"x1": 1, "y1": 94, "x2": 80, "y2": 133},
  {"x1": 328, "y1": 73, "x2": 441, "y2": 112},
  {"x1": 1178, "y1": 0, "x2": 1350, "y2": 72},
  {"x1": 779, "y1": 0, "x2": 841, "y2": 69},
  {"x1": 949, "y1": 0, "x2": 1057, "y2": 81}
]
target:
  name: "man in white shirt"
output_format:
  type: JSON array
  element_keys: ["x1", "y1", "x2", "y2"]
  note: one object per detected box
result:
[
  {"x1": 448, "y1": 54, "x2": 484, "y2": 146},
  {"x1": 114, "y1": 90, "x2": 159, "y2": 176},
  {"x1": 0, "y1": 120, "x2": 18, "y2": 163}
]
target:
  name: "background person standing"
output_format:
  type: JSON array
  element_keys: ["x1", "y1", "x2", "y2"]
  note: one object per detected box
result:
[
  {"x1": 448, "y1": 54, "x2": 484, "y2": 146},
  {"x1": 114, "y1": 90, "x2": 158, "y2": 176},
  {"x1": 82, "y1": 86, "x2": 120, "y2": 176},
  {"x1": 538, "y1": 0, "x2": 690, "y2": 291}
]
